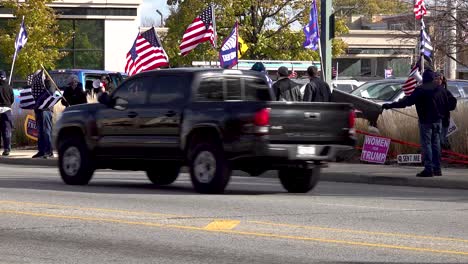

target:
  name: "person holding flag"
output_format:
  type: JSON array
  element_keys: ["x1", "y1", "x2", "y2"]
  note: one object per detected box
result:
[
  {"x1": 0, "y1": 70, "x2": 14, "y2": 156},
  {"x1": 9, "y1": 16, "x2": 28, "y2": 85}
]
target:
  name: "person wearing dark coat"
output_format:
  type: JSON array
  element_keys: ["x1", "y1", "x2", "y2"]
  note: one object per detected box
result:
[
  {"x1": 272, "y1": 66, "x2": 302, "y2": 102},
  {"x1": 382, "y1": 69, "x2": 448, "y2": 177},
  {"x1": 434, "y1": 72, "x2": 457, "y2": 150},
  {"x1": 62, "y1": 75, "x2": 87, "y2": 107},
  {"x1": 0, "y1": 70, "x2": 14, "y2": 156},
  {"x1": 303, "y1": 66, "x2": 332, "y2": 102}
]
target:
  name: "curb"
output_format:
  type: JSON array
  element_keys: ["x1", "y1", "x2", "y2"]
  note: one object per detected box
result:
[
  {"x1": 0, "y1": 157, "x2": 57, "y2": 167},
  {"x1": 0, "y1": 158, "x2": 466, "y2": 191}
]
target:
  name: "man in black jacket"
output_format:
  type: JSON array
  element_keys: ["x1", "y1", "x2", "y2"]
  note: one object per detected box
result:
[
  {"x1": 434, "y1": 72, "x2": 456, "y2": 150},
  {"x1": 272, "y1": 66, "x2": 302, "y2": 101},
  {"x1": 303, "y1": 66, "x2": 331, "y2": 102},
  {"x1": 382, "y1": 69, "x2": 448, "y2": 177},
  {"x1": 62, "y1": 75, "x2": 87, "y2": 107},
  {"x1": 0, "y1": 70, "x2": 14, "y2": 156}
]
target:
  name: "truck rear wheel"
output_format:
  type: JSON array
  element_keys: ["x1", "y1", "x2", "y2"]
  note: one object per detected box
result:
[
  {"x1": 58, "y1": 138, "x2": 94, "y2": 185},
  {"x1": 279, "y1": 168, "x2": 320, "y2": 193},
  {"x1": 189, "y1": 142, "x2": 231, "y2": 194},
  {"x1": 146, "y1": 166, "x2": 180, "y2": 185}
]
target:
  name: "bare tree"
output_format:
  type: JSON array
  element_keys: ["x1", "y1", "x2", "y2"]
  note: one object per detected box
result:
[{"x1": 141, "y1": 16, "x2": 161, "y2": 27}]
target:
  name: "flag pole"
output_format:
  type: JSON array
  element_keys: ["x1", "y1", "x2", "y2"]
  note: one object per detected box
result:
[
  {"x1": 211, "y1": 3, "x2": 217, "y2": 48},
  {"x1": 9, "y1": 16, "x2": 24, "y2": 86},
  {"x1": 40, "y1": 64, "x2": 68, "y2": 105},
  {"x1": 420, "y1": 18, "x2": 424, "y2": 74}
]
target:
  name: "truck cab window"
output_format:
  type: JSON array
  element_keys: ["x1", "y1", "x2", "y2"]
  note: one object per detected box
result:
[
  {"x1": 112, "y1": 77, "x2": 150, "y2": 104},
  {"x1": 244, "y1": 77, "x2": 271, "y2": 101},
  {"x1": 197, "y1": 77, "x2": 223, "y2": 101},
  {"x1": 149, "y1": 75, "x2": 186, "y2": 104},
  {"x1": 225, "y1": 78, "x2": 242, "y2": 100}
]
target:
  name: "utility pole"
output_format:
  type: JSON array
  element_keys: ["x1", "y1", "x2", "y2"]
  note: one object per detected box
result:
[
  {"x1": 320, "y1": 0, "x2": 333, "y2": 84},
  {"x1": 445, "y1": 0, "x2": 457, "y2": 79}
]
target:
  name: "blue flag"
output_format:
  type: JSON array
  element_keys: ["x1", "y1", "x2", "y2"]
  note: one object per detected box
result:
[
  {"x1": 219, "y1": 22, "x2": 238, "y2": 69},
  {"x1": 14, "y1": 17, "x2": 28, "y2": 54},
  {"x1": 303, "y1": 0, "x2": 319, "y2": 50}
]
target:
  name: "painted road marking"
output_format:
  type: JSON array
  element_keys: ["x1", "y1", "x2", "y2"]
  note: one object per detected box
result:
[
  {"x1": 204, "y1": 220, "x2": 240, "y2": 230},
  {"x1": 1, "y1": 209, "x2": 468, "y2": 257}
]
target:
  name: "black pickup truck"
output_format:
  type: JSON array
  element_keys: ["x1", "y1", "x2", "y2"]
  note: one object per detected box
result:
[{"x1": 54, "y1": 69, "x2": 355, "y2": 193}]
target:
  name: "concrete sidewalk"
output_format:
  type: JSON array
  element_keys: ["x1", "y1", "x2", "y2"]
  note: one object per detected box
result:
[{"x1": 0, "y1": 150, "x2": 467, "y2": 190}]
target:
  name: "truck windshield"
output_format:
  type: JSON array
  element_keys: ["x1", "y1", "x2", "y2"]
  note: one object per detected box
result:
[{"x1": 49, "y1": 72, "x2": 79, "y2": 90}]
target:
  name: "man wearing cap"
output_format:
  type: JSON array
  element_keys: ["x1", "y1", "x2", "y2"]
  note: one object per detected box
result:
[
  {"x1": 62, "y1": 75, "x2": 87, "y2": 107},
  {"x1": 272, "y1": 66, "x2": 302, "y2": 102},
  {"x1": 0, "y1": 70, "x2": 13, "y2": 156},
  {"x1": 382, "y1": 69, "x2": 449, "y2": 177},
  {"x1": 303, "y1": 66, "x2": 332, "y2": 102}
]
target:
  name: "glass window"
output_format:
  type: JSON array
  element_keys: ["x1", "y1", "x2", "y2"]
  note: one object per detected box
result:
[
  {"x1": 244, "y1": 77, "x2": 271, "y2": 101},
  {"x1": 226, "y1": 78, "x2": 241, "y2": 100},
  {"x1": 197, "y1": 77, "x2": 223, "y2": 101},
  {"x1": 113, "y1": 77, "x2": 150, "y2": 104},
  {"x1": 351, "y1": 82, "x2": 402, "y2": 101},
  {"x1": 447, "y1": 86, "x2": 461, "y2": 97},
  {"x1": 149, "y1": 75, "x2": 187, "y2": 104},
  {"x1": 462, "y1": 86, "x2": 468, "y2": 97}
]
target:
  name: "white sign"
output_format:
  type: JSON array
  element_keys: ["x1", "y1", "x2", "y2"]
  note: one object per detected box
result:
[
  {"x1": 447, "y1": 118, "x2": 458, "y2": 137},
  {"x1": 397, "y1": 154, "x2": 422, "y2": 164}
]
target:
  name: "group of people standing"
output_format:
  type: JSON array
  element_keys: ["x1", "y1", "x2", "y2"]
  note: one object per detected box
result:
[
  {"x1": 382, "y1": 69, "x2": 457, "y2": 177},
  {"x1": 250, "y1": 62, "x2": 332, "y2": 103},
  {"x1": 0, "y1": 72, "x2": 114, "y2": 158}
]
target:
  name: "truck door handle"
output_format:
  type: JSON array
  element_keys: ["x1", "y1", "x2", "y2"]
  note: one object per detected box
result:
[
  {"x1": 165, "y1": 111, "x2": 177, "y2": 117},
  {"x1": 128, "y1": 111, "x2": 138, "y2": 118}
]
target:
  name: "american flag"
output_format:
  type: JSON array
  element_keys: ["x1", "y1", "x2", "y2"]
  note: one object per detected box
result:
[
  {"x1": 414, "y1": 0, "x2": 427, "y2": 20},
  {"x1": 179, "y1": 6, "x2": 216, "y2": 56},
  {"x1": 24, "y1": 70, "x2": 62, "y2": 110},
  {"x1": 402, "y1": 63, "x2": 421, "y2": 96},
  {"x1": 125, "y1": 28, "x2": 169, "y2": 76}
]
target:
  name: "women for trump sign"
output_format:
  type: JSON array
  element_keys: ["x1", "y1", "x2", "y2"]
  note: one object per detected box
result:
[{"x1": 360, "y1": 135, "x2": 391, "y2": 164}]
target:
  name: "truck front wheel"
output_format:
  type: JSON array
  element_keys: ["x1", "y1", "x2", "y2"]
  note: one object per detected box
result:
[
  {"x1": 279, "y1": 168, "x2": 320, "y2": 193},
  {"x1": 58, "y1": 138, "x2": 94, "y2": 185},
  {"x1": 189, "y1": 142, "x2": 231, "y2": 194}
]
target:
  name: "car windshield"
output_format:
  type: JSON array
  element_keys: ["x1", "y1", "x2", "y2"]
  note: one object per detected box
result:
[
  {"x1": 351, "y1": 81, "x2": 402, "y2": 101},
  {"x1": 49, "y1": 72, "x2": 79, "y2": 89}
]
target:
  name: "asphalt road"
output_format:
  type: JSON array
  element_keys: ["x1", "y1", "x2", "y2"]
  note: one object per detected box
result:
[{"x1": 1, "y1": 165, "x2": 468, "y2": 264}]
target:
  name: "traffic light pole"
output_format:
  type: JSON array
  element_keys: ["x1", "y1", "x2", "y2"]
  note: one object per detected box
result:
[{"x1": 320, "y1": 0, "x2": 332, "y2": 84}]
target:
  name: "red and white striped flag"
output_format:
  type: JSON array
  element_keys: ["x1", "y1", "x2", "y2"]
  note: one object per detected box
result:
[
  {"x1": 414, "y1": 0, "x2": 427, "y2": 20},
  {"x1": 288, "y1": 70, "x2": 297, "y2": 79},
  {"x1": 179, "y1": 6, "x2": 217, "y2": 56},
  {"x1": 402, "y1": 64, "x2": 421, "y2": 96},
  {"x1": 125, "y1": 28, "x2": 169, "y2": 76}
]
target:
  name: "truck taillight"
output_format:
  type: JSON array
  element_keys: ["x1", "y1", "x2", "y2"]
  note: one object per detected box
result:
[
  {"x1": 254, "y1": 108, "x2": 270, "y2": 126},
  {"x1": 349, "y1": 110, "x2": 356, "y2": 128}
]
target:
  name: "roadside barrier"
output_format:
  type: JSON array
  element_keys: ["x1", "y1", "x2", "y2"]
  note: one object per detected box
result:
[{"x1": 355, "y1": 129, "x2": 468, "y2": 165}]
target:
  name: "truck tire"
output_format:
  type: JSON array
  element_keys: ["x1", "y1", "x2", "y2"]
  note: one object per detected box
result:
[
  {"x1": 189, "y1": 142, "x2": 231, "y2": 194},
  {"x1": 279, "y1": 168, "x2": 320, "y2": 193},
  {"x1": 58, "y1": 138, "x2": 94, "y2": 185},
  {"x1": 146, "y1": 166, "x2": 180, "y2": 185}
]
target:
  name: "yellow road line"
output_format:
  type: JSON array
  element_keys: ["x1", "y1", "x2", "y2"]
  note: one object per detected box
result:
[
  {"x1": 204, "y1": 220, "x2": 240, "y2": 230},
  {"x1": 1, "y1": 209, "x2": 468, "y2": 257},
  {"x1": 0, "y1": 200, "x2": 188, "y2": 218},
  {"x1": 248, "y1": 220, "x2": 468, "y2": 244}
]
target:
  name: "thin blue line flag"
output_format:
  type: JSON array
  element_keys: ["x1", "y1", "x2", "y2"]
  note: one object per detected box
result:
[
  {"x1": 219, "y1": 22, "x2": 238, "y2": 69},
  {"x1": 303, "y1": 0, "x2": 319, "y2": 50},
  {"x1": 15, "y1": 17, "x2": 28, "y2": 54}
]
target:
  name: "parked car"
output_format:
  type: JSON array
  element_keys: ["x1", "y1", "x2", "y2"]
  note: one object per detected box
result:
[
  {"x1": 49, "y1": 69, "x2": 126, "y2": 94},
  {"x1": 54, "y1": 68, "x2": 356, "y2": 194},
  {"x1": 350, "y1": 79, "x2": 468, "y2": 104}
]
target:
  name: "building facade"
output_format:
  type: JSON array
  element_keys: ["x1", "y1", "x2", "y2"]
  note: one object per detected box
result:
[{"x1": 0, "y1": 0, "x2": 142, "y2": 72}]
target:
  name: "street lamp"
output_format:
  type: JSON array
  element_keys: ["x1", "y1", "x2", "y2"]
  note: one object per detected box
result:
[{"x1": 156, "y1": 9, "x2": 164, "y2": 27}]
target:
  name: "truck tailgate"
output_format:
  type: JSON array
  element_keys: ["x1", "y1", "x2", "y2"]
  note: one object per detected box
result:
[{"x1": 266, "y1": 102, "x2": 353, "y2": 144}]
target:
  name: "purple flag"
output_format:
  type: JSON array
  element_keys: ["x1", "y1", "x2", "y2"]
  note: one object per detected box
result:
[{"x1": 303, "y1": 0, "x2": 319, "y2": 50}]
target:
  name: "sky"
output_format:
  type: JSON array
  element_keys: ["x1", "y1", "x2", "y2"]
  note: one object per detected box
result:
[{"x1": 141, "y1": 0, "x2": 170, "y2": 25}]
